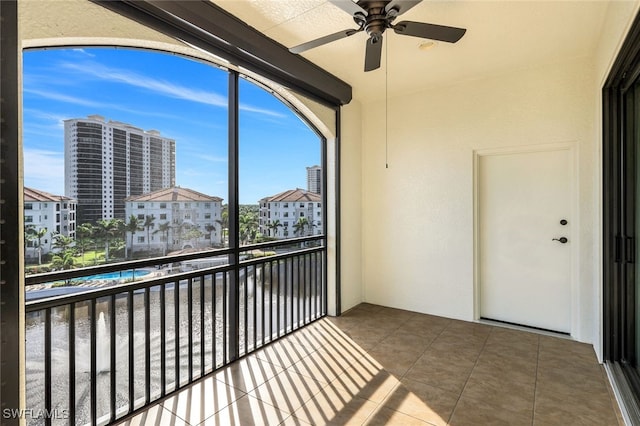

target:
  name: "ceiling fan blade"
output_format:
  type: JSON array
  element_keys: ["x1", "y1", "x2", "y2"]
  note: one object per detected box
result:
[
  {"x1": 289, "y1": 29, "x2": 360, "y2": 54},
  {"x1": 329, "y1": 0, "x2": 368, "y2": 17},
  {"x1": 364, "y1": 35, "x2": 383, "y2": 72},
  {"x1": 384, "y1": 0, "x2": 422, "y2": 17},
  {"x1": 394, "y1": 21, "x2": 466, "y2": 43}
]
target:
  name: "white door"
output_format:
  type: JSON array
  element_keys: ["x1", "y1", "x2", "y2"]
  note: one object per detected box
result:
[{"x1": 478, "y1": 147, "x2": 572, "y2": 333}]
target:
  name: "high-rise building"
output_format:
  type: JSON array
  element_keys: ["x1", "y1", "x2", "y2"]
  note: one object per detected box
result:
[
  {"x1": 65, "y1": 115, "x2": 176, "y2": 224},
  {"x1": 306, "y1": 165, "x2": 322, "y2": 194}
]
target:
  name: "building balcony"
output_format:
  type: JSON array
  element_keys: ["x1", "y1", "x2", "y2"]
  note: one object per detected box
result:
[
  {"x1": 118, "y1": 303, "x2": 621, "y2": 425},
  {"x1": 26, "y1": 246, "x2": 622, "y2": 426},
  {"x1": 25, "y1": 237, "x2": 326, "y2": 425}
]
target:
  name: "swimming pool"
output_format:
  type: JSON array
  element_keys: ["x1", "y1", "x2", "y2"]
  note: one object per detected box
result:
[{"x1": 76, "y1": 270, "x2": 151, "y2": 281}]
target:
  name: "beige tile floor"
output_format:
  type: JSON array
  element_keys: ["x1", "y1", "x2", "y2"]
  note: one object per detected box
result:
[{"x1": 118, "y1": 303, "x2": 623, "y2": 425}]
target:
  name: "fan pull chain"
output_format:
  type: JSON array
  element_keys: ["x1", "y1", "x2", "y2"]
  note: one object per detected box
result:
[{"x1": 385, "y1": 38, "x2": 389, "y2": 169}]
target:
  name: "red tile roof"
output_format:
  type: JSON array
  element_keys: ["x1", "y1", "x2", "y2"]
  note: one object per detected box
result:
[
  {"x1": 125, "y1": 187, "x2": 223, "y2": 202},
  {"x1": 262, "y1": 188, "x2": 321, "y2": 203},
  {"x1": 24, "y1": 187, "x2": 74, "y2": 202}
]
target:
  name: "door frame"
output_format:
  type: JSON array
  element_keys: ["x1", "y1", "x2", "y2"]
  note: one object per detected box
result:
[{"x1": 473, "y1": 141, "x2": 580, "y2": 337}]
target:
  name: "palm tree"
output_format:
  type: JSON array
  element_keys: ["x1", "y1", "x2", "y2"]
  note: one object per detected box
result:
[
  {"x1": 76, "y1": 223, "x2": 94, "y2": 266},
  {"x1": 29, "y1": 227, "x2": 48, "y2": 265},
  {"x1": 153, "y1": 221, "x2": 172, "y2": 255},
  {"x1": 221, "y1": 206, "x2": 229, "y2": 245},
  {"x1": 143, "y1": 215, "x2": 155, "y2": 253},
  {"x1": 204, "y1": 223, "x2": 217, "y2": 247},
  {"x1": 51, "y1": 250, "x2": 75, "y2": 272},
  {"x1": 293, "y1": 217, "x2": 310, "y2": 237},
  {"x1": 215, "y1": 219, "x2": 224, "y2": 246},
  {"x1": 51, "y1": 233, "x2": 75, "y2": 253},
  {"x1": 268, "y1": 219, "x2": 283, "y2": 238},
  {"x1": 95, "y1": 218, "x2": 122, "y2": 263},
  {"x1": 125, "y1": 214, "x2": 141, "y2": 259},
  {"x1": 184, "y1": 224, "x2": 204, "y2": 249},
  {"x1": 239, "y1": 211, "x2": 259, "y2": 245},
  {"x1": 173, "y1": 220, "x2": 187, "y2": 249},
  {"x1": 24, "y1": 224, "x2": 36, "y2": 261}
]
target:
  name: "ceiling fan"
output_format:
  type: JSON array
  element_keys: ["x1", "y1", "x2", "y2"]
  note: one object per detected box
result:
[{"x1": 289, "y1": 0, "x2": 466, "y2": 72}]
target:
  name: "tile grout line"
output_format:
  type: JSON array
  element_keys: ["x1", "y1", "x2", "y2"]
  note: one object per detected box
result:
[
  {"x1": 254, "y1": 330, "x2": 339, "y2": 424},
  {"x1": 531, "y1": 334, "x2": 541, "y2": 426},
  {"x1": 351, "y1": 315, "x2": 409, "y2": 424},
  {"x1": 398, "y1": 318, "x2": 452, "y2": 382},
  {"x1": 161, "y1": 398, "x2": 196, "y2": 426},
  {"x1": 354, "y1": 314, "x2": 419, "y2": 425},
  {"x1": 446, "y1": 324, "x2": 492, "y2": 424},
  {"x1": 358, "y1": 315, "x2": 453, "y2": 425}
]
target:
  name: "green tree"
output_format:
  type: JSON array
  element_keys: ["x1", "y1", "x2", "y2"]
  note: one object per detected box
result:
[
  {"x1": 184, "y1": 224, "x2": 204, "y2": 249},
  {"x1": 268, "y1": 219, "x2": 283, "y2": 238},
  {"x1": 29, "y1": 226, "x2": 48, "y2": 265},
  {"x1": 153, "y1": 221, "x2": 172, "y2": 255},
  {"x1": 51, "y1": 233, "x2": 75, "y2": 253},
  {"x1": 204, "y1": 223, "x2": 217, "y2": 247},
  {"x1": 95, "y1": 218, "x2": 123, "y2": 262},
  {"x1": 173, "y1": 220, "x2": 187, "y2": 249},
  {"x1": 76, "y1": 223, "x2": 95, "y2": 266},
  {"x1": 221, "y1": 206, "x2": 229, "y2": 245},
  {"x1": 239, "y1": 211, "x2": 259, "y2": 245},
  {"x1": 24, "y1": 224, "x2": 36, "y2": 261},
  {"x1": 51, "y1": 250, "x2": 75, "y2": 271},
  {"x1": 143, "y1": 215, "x2": 156, "y2": 253},
  {"x1": 125, "y1": 215, "x2": 142, "y2": 259},
  {"x1": 293, "y1": 217, "x2": 310, "y2": 237}
]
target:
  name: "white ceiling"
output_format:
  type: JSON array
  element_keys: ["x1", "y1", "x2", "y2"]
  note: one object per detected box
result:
[{"x1": 213, "y1": 0, "x2": 610, "y2": 103}]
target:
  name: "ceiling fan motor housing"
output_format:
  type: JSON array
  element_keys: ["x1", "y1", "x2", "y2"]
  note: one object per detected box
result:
[{"x1": 356, "y1": 1, "x2": 397, "y2": 40}]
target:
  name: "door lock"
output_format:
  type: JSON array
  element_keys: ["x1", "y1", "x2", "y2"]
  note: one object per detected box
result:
[{"x1": 552, "y1": 237, "x2": 568, "y2": 244}]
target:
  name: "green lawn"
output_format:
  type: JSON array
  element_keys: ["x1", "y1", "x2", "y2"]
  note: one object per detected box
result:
[{"x1": 75, "y1": 250, "x2": 105, "y2": 266}]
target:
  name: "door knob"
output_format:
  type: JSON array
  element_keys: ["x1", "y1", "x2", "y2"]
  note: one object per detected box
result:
[{"x1": 552, "y1": 237, "x2": 568, "y2": 244}]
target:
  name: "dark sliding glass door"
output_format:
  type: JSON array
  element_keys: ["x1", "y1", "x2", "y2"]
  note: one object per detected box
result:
[
  {"x1": 633, "y1": 83, "x2": 640, "y2": 376},
  {"x1": 603, "y1": 11, "x2": 640, "y2": 417}
]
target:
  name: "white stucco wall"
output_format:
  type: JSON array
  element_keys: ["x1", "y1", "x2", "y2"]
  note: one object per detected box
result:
[
  {"x1": 359, "y1": 57, "x2": 597, "y2": 341},
  {"x1": 339, "y1": 100, "x2": 364, "y2": 312}
]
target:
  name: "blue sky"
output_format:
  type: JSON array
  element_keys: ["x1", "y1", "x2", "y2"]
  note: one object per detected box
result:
[{"x1": 22, "y1": 47, "x2": 321, "y2": 204}]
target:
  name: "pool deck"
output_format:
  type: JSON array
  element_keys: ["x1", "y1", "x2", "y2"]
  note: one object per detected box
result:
[{"x1": 25, "y1": 268, "x2": 162, "y2": 295}]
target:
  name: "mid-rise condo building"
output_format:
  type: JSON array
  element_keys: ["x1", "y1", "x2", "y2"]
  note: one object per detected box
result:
[
  {"x1": 259, "y1": 188, "x2": 322, "y2": 239},
  {"x1": 24, "y1": 187, "x2": 77, "y2": 260},
  {"x1": 125, "y1": 187, "x2": 223, "y2": 255}
]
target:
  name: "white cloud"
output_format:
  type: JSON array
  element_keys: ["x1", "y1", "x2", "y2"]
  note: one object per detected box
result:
[
  {"x1": 59, "y1": 61, "x2": 287, "y2": 118},
  {"x1": 23, "y1": 149, "x2": 65, "y2": 194},
  {"x1": 61, "y1": 62, "x2": 228, "y2": 106},
  {"x1": 23, "y1": 89, "x2": 184, "y2": 124},
  {"x1": 24, "y1": 88, "x2": 105, "y2": 108},
  {"x1": 23, "y1": 109, "x2": 69, "y2": 126},
  {"x1": 72, "y1": 48, "x2": 96, "y2": 57},
  {"x1": 197, "y1": 154, "x2": 228, "y2": 163}
]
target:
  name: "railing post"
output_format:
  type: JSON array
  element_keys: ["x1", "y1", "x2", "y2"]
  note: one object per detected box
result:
[{"x1": 228, "y1": 70, "x2": 240, "y2": 362}]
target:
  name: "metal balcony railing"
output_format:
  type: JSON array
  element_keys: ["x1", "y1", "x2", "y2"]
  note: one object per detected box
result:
[{"x1": 25, "y1": 237, "x2": 326, "y2": 425}]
